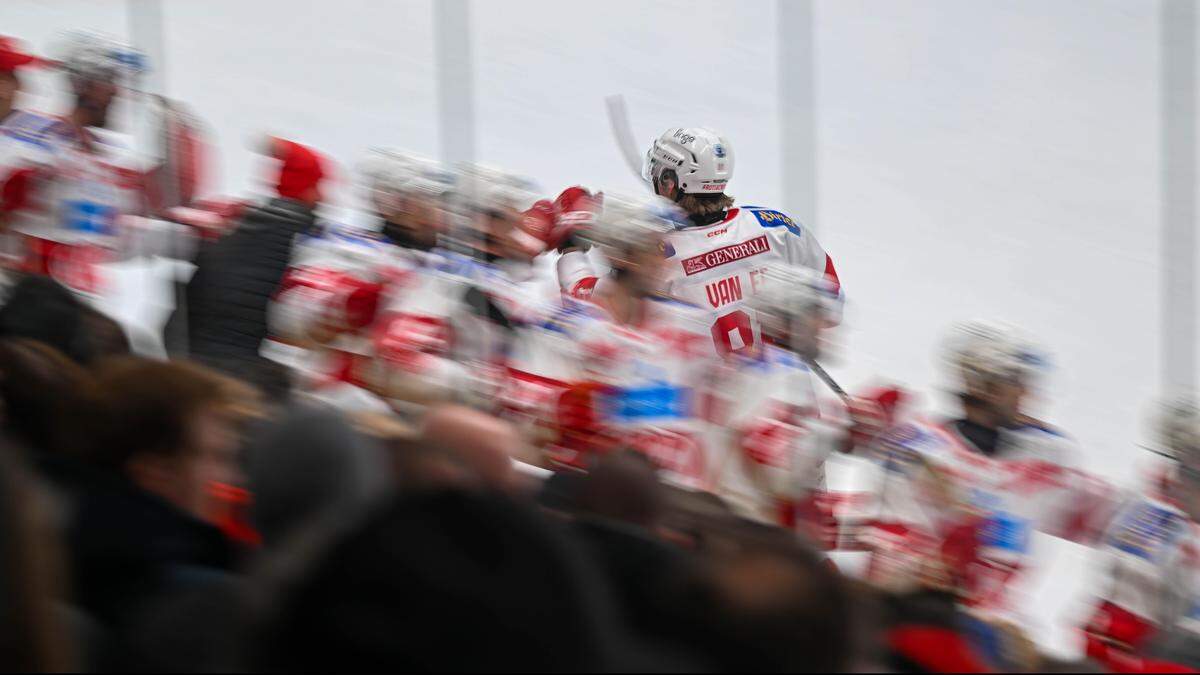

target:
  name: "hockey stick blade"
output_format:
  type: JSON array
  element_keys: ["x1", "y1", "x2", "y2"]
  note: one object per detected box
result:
[{"x1": 605, "y1": 94, "x2": 646, "y2": 183}]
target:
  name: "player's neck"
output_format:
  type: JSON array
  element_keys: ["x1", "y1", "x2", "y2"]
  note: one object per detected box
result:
[
  {"x1": 66, "y1": 109, "x2": 97, "y2": 151},
  {"x1": 596, "y1": 279, "x2": 645, "y2": 327},
  {"x1": 962, "y1": 405, "x2": 1002, "y2": 432},
  {"x1": 687, "y1": 210, "x2": 727, "y2": 227}
]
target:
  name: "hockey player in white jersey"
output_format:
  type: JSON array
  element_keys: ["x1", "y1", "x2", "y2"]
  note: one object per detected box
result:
[
  {"x1": 1080, "y1": 397, "x2": 1200, "y2": 672},
  {"x1": 557, "y1": 127, "x2": 843, "y2": 357},
  {"x1": 269, "y1": 158, "x2": 564, "y2": 416},
  {"x1": 0, "y1": 32, "x2": 151, "y2": 295},
  {"x1": 708, "y1": 263, "x2": 844, "y2": 535},
  {"x1": 858, "y1": 321, "x2": 1111, "y2": 618},
  {"x1": 507, "y1": 193, "x2": 722, "y2": 489},
  {"x1": 645, "y1": 127, "x2": 842, "y2": 357}
]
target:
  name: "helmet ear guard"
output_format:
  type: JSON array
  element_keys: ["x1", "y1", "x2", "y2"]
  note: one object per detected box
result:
[{"x1": 644, "y1": 127, "x2": 734, "y2": 197}]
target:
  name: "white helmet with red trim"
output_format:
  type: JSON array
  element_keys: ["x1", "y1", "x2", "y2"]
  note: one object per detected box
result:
[
  {"x1": 748, "y1": 265, "x2": 830, "y2": 331},
  {"x1": 576, "y1": 193, "x2": 685, "y2": 259},
  {"x1": 56, "y1": 30, "x2": 145, "y2": 86},
  {"x1": 942, "y1": 320, "x2": 1049, "y2": 394},
  {"x1": 1154, "y1": 395, "x2": 1200, "y2": 464},
  {"x1": 359, "y1": 148, "x2": 454, "y2": 214},
  {"x1": 644, "y1": 127, "x2": 734, "y2": 195},
  {"x1": 455, "y1": 162, "x2": 539, "y2": 214}
]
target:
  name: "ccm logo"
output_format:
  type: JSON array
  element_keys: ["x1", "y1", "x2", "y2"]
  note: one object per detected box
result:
[{"x1": 706, "y1": 227, "x2": 728, "y2": 238}]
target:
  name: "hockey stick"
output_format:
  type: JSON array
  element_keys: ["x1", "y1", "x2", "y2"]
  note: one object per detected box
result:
[
  {"x1": 605, "y1": 94, "x2": 647, "y2": 183},
  {"x1": 804, "y1": 356, "x2": 851, "y2": 405}
]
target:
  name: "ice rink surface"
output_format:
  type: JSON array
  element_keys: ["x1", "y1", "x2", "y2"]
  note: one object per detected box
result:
[{"x1": 3, "y1": 0, "x2": 1182, "y2": 658}]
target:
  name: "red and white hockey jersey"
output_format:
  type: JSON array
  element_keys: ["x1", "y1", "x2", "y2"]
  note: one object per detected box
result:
[
  {"x1": 707, "y1": 345, "x2": 828, "y2": 525},
  {"x1": 504, "y1": 295, "x2": 722, "y2": 490},
  {"x1": 269, "y1": 231, "x2": 565, "y2": 413},
  {"x1": 559, "y1": 205, "x2": 842, "y2": 358},
  {"x1": 1082, "y1": 475, "x2": 1200, "y2": 672},
  {"x1": 0, "y1": 111, "x2": 150, "y2": 294},
  {"x1": 0, "y1": 111, "x2": 147, "y2": 241},
  {"x1": 861, "y1": 418, "x2": 1111, "y2": 616}
]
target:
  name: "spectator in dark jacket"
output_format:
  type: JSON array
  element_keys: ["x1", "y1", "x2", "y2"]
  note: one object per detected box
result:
[
  {"x1": 179, "y1": 138, "x2": 327, "y2": 372},
  {"x1": 0, "y1": 275, "x2": 128, "y2": 365},
  {"x1": 70, "y1": 358, "x2": 247, "y2": 629}
]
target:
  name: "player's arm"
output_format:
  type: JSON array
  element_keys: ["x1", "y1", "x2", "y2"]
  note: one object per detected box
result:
[{"x1": 773, "y1": 217, "x2": 844, "y2": 324}]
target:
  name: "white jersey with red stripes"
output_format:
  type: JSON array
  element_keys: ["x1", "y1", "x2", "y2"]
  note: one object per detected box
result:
[
  {"x1": 269, "y1": 230, "x2": 566, "y2": 412},
  {"x1": 0, "y1": 111, "x2": 146, "y2": 243},
  {"x1": 660, "y1": 205, "x2": 842, "y2": 358},
  {"x1": 1080, "y1": 472, "x2": 1200, "y2": 670},
  {"x1": 557, "y1": 204, "x2": 842, "y2": 358},
  {"x1": 504, "y1": 294, "x2": 722, "y2": 490},
  {"x1": 862, "y1": 417, "x2": 1110, "y2": 616},
  {"x1": 0, "y1": 111, "x2": 151, "y2": 295},
  {"x1": 706, "y1": 345, "x2": 832, "y2": 525}
]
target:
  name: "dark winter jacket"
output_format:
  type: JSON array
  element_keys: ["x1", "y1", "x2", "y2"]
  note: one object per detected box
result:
[
  {"x1": 178, "y1": 197, "x2": 317, "y2": 369},
  {"x1": 68, "y1": 476, "x2": 236, "y2": 627}
]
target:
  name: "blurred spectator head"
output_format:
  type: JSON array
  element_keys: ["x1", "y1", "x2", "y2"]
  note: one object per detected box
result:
[
  {"x1": 577, "y1": 449, "x2": 665, "y2": 529},
  {"x1": 80, "y1": 307, "x2": 131, "y2": 360},
  {"x1": 0, "y1": 439, "x2": 73, "y2": 671},
  {"x1": 418, "y1": 405, "x2": 520, "y2": 492},
  {"x1": 246, "y1": 404, "x2": 391, "y2": 549},
  {"x1": 92, "y1": 358, "x2": 254, "y2": 522},
  {"x1": 0, "y1": 338, "x2": 94, "y2": 462},
  {"x1": 667, "y1": 535, "x2": 852, "y2": 672},
  {"x1": 267, "y1": 138, "x2": 327, "y2": 207},
  {"x1": 0, "y1": 275, "x2": 93, "y2": 365},
  {"x1": 265, "y1": 490, "x2": 623, "y2": 671}
]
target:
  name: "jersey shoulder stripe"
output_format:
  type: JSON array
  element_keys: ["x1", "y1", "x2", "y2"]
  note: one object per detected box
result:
[
  {"x1": 743, "y1": 205, "x2": 805, "y2": 238},
  {"x1": 1011, "y1": 419, "x2": 1069, "y2": 439},
  {"x1": 1, "y1": 111, "x2": 60, "y2": 150}
]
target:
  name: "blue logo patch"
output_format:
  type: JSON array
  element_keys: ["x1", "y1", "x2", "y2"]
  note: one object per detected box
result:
[
  {"x1": 751, "y1": 209, "x2": 804, "y2": 237},
  {"x1": 602, "y1": 385, "x2": 691, "y2": 423},
  {"x1": 64, "y1": 200, "x2": 117, "y2": 235},
  {"x1": 1108, "y1": 502, "x2": 1185, "y2": 562},
  {"x1": 713, "y1": 144, "x2": 726, "y2": 158},
  {"x1": 979, "y1": 511, "x2": 1033, "y2": 555}
]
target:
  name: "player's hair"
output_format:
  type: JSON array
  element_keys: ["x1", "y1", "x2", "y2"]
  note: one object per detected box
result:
[
  {"x1": 678, "y1": 192, "x2": 735, "y2": 217},
  {"x1": 660, "y1": 168, "x2": 733, "y2": 216}
]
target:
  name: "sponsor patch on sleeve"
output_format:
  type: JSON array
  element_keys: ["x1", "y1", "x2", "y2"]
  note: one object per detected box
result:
[
  {"x1": 751, "y1": 208, "x2": 805, "y2": 237},
  {"x1": 1107, "y1": 501, "x2": 1186, "y2": 562}
]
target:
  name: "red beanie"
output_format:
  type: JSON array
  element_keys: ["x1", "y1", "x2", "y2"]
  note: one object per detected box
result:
[
  {"x1": 0, "y1": 37, "x2": 41, "y2": 74},
  {"x1": 271, "y1": 138, "x2": 326, "y2": 202}
]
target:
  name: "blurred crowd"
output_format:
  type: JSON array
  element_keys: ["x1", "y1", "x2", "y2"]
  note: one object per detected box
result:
[{"x1": 2, "y1": 30, "x2": 1200, "y2": 673}]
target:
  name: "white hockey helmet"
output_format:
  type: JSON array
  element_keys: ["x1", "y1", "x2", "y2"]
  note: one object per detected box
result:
[
  {"x1": 576, "y1": 193, "x2": 686, "y2": 259},
  {"x1": 943, "y1": 320, "x2": 1049, "y2": 394},
  {"x1": 644, "y1": 127, "x2": 734, "y2": 195},
  {"x1": 455, "y1": 162, "x2": 539, "y2": 214},
  {"x1": 359, "y1": 148, "x2": 454, "y2": 213},
  {"x1": 747, "y1": 264, "x2": 833, "y2": 343},
  {"x1": 1153, "y1": 395, "x2": 1200, "y2": 464},
  {"x1": 56, "y1": 31, "x2": 145, "y2": 87}
]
